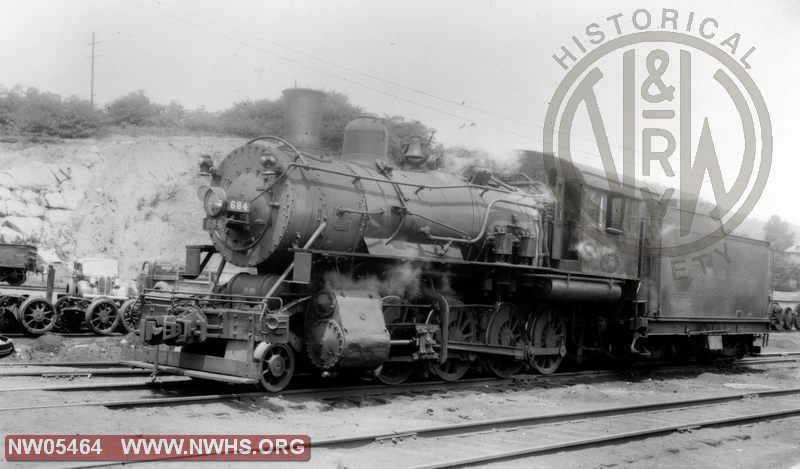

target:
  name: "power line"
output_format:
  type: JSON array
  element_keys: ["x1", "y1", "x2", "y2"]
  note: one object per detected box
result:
[
  {"x1": 0, "y1": 0, "x2": 23, "y2": 28},
  {"x1": 146, "y1": 1, "x2": 641, "y2": 154},
  {"x1": 128, "y1": 0, "x2": 616, "y2": 160},
  {"x1": 89, "y1": 32, "x2": 102, "y2": 108},
  {"x1": 128, "y1": 0, "x2": 771, "y2": 179}
]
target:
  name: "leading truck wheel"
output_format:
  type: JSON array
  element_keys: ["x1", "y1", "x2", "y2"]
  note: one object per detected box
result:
[
  {"x1": 16, "y1": 297, "x2": 57, "y2": 335},
  {"x1": 376, "y1": 362, "x2": 416, "y2": 385},
  {"x1": 258, "y1": 344, "x2": 295, "y2": 392},
  {"x1": 85, "y1": 298, "x2": 119, "y2": 335}
]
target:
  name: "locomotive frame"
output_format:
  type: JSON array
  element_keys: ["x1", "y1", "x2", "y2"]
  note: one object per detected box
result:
[{"x1": 127, "y1": 88, "x2": 770, "y2": 391}]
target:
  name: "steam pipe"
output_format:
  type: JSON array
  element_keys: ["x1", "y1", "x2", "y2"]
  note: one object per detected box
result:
[
  {"x1": 288, "y1": 163, "x2": 528, "y2": 195},
  {"x1": 264, "y1": 221, "x2": 328, "y2": 300},
  {"x1": 258, "y1": 222, "x2": 328, "y2": 334},
  {"x1": 425, "y1": 198, "x2": 542, "y2": 245}
]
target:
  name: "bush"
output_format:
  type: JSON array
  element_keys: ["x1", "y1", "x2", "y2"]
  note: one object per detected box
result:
[
  {"x1": 106, "y1": 90, "x2": 161, "y2": 126},
  {"x1": 0, "y1": 85, "x2": 440, "y2": 149},
  {"x1": 218, "y1": 99, "x2": 283, "y2": 138},
  {"x1": 0, "y1": 86, "x2": 103, "y2": 138}
]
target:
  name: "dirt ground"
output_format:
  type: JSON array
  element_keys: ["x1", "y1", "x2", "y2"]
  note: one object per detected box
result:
[{"x1": 0, "y1": 333, "x2": 799, "y2": 468}]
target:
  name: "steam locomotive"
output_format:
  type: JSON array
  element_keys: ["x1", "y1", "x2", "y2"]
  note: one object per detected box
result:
[{"x1": 132, "y1": 88, "x2": 770, "y2": 391}]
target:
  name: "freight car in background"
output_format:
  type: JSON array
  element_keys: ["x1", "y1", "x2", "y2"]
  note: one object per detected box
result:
[{"x1": 127, "y1": 88, "x2": 770, "y2": 391}]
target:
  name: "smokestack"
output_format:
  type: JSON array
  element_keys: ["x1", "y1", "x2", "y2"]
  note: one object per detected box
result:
[{"x1": 282, "y1": 88, "x2": 325, "y2": 149}]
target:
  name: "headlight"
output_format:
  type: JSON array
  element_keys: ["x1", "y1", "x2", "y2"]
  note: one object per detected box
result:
[{"x1": 200, "y1": 186, "x2": 227, "y2": 217}]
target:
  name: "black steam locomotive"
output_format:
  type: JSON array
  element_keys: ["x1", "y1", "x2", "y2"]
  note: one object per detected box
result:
[{"x1": 132, "y1": 88, "x2": 770, "y2": 391}]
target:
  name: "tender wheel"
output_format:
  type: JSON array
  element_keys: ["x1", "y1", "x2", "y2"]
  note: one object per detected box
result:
[
  {"x1": 427, "y1": 296, "x2": 477, "y2": 382},
  {"x1": 85, "y1": 298, "x2": 120, "y2": 335},
  {"x1": 484, "y1": 303, "x2": 525, "y2": 378},
  {"x1": 528, "y1": 309, "x2": 566, "y2": 374},
  {"x1": 376, "y1": 362, "x2": 416, "y2": 385},
  {"x1": 118, "y1": 298, "x2": 142, "y2": 333},
  {"x1": 16, "y1": 297, "x2": 57, "y2": 335},
  {"x1": 258, "y1": 343, "x2": 295, "y2": 392}
]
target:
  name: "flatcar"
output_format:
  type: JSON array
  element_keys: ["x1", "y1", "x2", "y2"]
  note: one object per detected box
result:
[{"x1": 129, "y1": 88, "x2": 770, "y2": 391}]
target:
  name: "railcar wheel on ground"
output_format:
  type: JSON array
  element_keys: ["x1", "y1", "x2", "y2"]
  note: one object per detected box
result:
[
  {"x1": 0, "y1": 335, "x2": 13, "y2": 357},
  {"x1": 85, "y1": 298, "x2": 119, "y2": 335},
  {"x1": 16, "y1": 297, "x2": 57, "y2": 335},
  {"x1": 5, "y1": 270, "x2": 26, "y2": 286},
  {"x1": 118, "y1": 298, "x2": 142, "y2": 333},
  {"x1": 377, "y1": 295, "x2": 417, "y2": 385},
  {"x1": 484, "y1": 303, "x2": 525, "y2": 378},
  {"x1": 258, "y1": 343, "x2": 295, "y2": 392},
  {"x1": 784, "y1": 308, "x2": 797, "y2": 331},
  {"x1": 427, "y1": 297, "x2": 477, "y2": 382},
  {"x1": 0, "y1": 296, "x2": 19, "y2": 332},
  {"x1": 528, "y1": 309, "x2": 566, "y2": 374},
  {"x1": 55, "y1": 296, "x2": 88, "y2": 331}
]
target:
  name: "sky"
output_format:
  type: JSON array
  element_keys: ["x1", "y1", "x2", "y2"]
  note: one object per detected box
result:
[{"x1": 0, "y1": 0, "x2": 798, "y2": 227}]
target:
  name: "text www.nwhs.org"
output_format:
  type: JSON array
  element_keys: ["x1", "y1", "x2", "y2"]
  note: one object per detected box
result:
[{"x1": 5, "y1": 435, "x2": 310, "y2": 461}]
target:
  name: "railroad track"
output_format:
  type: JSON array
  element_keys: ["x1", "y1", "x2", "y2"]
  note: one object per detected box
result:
[
  {"x1": 0, "y1": 355, "x2": 797, "y2": 413},
  {"x1": 0, "y1": 332, "x2": 123, "y2": 338},
  {"x1": 46, "y1": 385, "x2": 800, "y2": 469},
  {"x1": 311, "y1": 387, "x2": 800, "y2": 468}
]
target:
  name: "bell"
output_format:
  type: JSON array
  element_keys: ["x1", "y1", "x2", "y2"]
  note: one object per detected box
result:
[{"x1": 403, "y1": 136, "x2": 428, "y2": 167}]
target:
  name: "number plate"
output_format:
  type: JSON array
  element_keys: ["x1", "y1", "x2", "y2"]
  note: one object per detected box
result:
[
  {"x1": 228, "y1": 197, "x2": 250, "y2": 213},
  {"x1": 203, "y1": 217, "x2": 226, "y2": 231}
]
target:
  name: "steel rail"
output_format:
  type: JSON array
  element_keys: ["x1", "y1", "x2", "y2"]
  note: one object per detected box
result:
[
  {"x1": 0, "y1": 356, "x2": 795, "y2": 411},
  {"x1": 0, "y1": 368, "x2": 152, "y2": 378},
  {"x1": 312, "y1": 386, "x2": 800, "y2": 449},
  {"x1": 0, "y1": 361, "x2": 128, "y2": 367},
  {"x1": 0, "y1": 377, "x2": 191, "y2": 393},
  {"x1": 0, "y1": 377, "x2": 510, "y2": 413},
  {"x1": 408, "y1": 403, "x2": 800, "y2": 469}
]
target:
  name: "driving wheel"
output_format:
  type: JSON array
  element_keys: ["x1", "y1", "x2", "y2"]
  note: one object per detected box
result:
[
  {"x1": 484, "y1": 303, "x2": 525, "y2": 378},
  {"x1": 527, "y1": 308, "x2": 566, "y2": 374},
  {"x1": 427, "y1": 296, "x2": 477, "y2": 382}
]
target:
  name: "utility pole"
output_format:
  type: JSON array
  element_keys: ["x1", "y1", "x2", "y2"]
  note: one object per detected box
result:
[{"x1": 89, "y1": 33, "x2": 101, "y2": 108}]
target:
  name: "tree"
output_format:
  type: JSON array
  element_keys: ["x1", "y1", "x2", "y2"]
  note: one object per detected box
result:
[{"x1": 763, "y1": 215, "x2": 795, "y2": 252}]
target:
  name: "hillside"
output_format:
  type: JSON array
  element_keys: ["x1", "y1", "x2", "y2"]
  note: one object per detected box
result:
[{"x1": 0, "y1": 134, "x2": 244, "y2": 282}]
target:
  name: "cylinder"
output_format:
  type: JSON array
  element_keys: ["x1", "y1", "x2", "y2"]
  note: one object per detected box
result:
[
  {"x1": 226, "y1": 273, "x2": 283, "y2": 297},
  {"x1": 534, "y1": 278, "x2": 622, "y2": 302},
  {"x1": 282, "y1": 88, "x2": 325, "y2": 149}
]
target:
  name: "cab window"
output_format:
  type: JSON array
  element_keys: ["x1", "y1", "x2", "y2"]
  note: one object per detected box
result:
[
  {"x1": 583, "y1": 188, "x2": 606, "y2": 229},
  {"x1": 606, "y1": 195, "x2": 639, "y2": 234}
]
